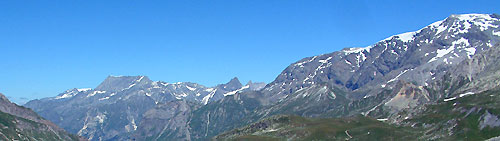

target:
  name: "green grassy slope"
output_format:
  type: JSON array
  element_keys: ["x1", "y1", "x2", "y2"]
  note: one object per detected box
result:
[
  {"x1": 214, "y1": 115, "x2": 420, "y2": 141},
  {"x1": 406, "y1": 88, "x2": 500, "y2": 140}
]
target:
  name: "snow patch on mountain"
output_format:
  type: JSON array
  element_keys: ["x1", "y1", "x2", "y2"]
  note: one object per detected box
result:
[
  {"x1": 202, "y1": 89, "x2": 217, "y2": 105},
  {"x1": 137, "y1": 76, "x2": 144, "y2": 82},
  {"x1": 382, "y1": 30, "x2": 418, "y2": 43},
  {"x1": 396, "y1": 31, "x2": 416, "y2": 42},
  {"x1": 459, "y1": 92, "x2": 475, "y2": 97},
  {"x1": 344, "y1": 60, "x2": 352, "y2": 65},
  {"x1": 493, "y1": 30, "x2": 500, "y2": 36},
  {"x1": 430, "y1": 20, "x2": 446, "y2": 35},
  {"x1": 342, "y1": 46, "x2": 372, "y2": 55},
  {"x1": 87, "y1": 91, "x2": 106, "y2": 97},
  {"x1": 454, "y1": 14, "x2": 499, "y2": 31},
  {"x1": 160, "y1": 82, "x2": 169, "y2": 86},
  {"x1": 387, "y1": 69, "x2": 412, "y2": 83},
  {"x1": 429, "y1": 45, "x2": 456, "y2": 63},
  {"x1": 99, "y1": 92, "x2": 117, "y2": 101},
  {"x1": 452, "y1": 38, "x2": 470, "y2": 47},
  {"x1": 55, "y1": 91, "x2": 78, "y2": 99},
  {"x1": 186, "y1": 86, "x2": 196, "y2": 91},
  {"x1": 125, "y1": 83, "x2": 136, "y2": 90},
  {"x1": 294, "y1": 56, "x2": 318, "y2": 67},
  {"x1": 78, "y1": 88, "x2": 92, "y2": 92},
  {"x1": 443, "y1": 97, "x2": 457, "y2": 102},
  {"x1": 205, "y1": 88, "x2": 214, "y2": 92},
  {"x1": 223, "y1": 85, "x2": 250, "y2": 96},
  {"x1": 318, "y1": 57, "x2": 332, "y2": 63},
  {"x1": 464, "y1": 48, "x2": 476, "y2": 58},
  {"x1": 223, "y1": 90, "x2": 238, "y2": 96}
]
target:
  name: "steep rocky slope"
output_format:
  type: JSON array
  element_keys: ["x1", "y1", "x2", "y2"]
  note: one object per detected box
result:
[{"x1": 0, "y1": 93, "x2": 84, "y2": 140}]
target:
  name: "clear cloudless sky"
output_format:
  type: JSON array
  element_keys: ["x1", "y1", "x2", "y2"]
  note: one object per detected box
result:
[{"x1": 1, "y1": 0, "x2": 499, "y2": 104}]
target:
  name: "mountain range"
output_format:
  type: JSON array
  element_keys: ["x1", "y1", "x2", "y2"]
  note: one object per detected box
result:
[
  {"x1": 25, "y1": 76, "x2": 265, "y2": 140},
  {"x1": 20, "y1": 13, "x2": 500, "y2": 140}
]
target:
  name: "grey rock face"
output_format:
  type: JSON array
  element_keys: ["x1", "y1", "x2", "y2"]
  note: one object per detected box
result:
[
  {"x1": 131, "y1": 100, "x2": 201, "y2": 140},
  {"x1": 95, "y1": 76, "x2": 149, "y2": 92},
  {"x1": 188, "y1": 91, "x2": 270, "y2": 140},
  {"x1": 259, "y1": 84, "x2": 349, "y2": 118},
  {"x1": 480, "y1": 111, "x2": 500, "y2": 130},
  {"x1": 439, "y1": 43, "x2": 500, "y2": 97}
]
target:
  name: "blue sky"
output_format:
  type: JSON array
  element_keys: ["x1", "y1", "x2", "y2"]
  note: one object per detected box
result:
[{"x1": 1, "y1": 0, "x2": 499, "y2": 104}]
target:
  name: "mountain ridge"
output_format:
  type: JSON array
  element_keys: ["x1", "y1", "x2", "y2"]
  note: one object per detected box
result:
[{"x1": 24, "y1": 76, "x2": 265, "y2": 140}]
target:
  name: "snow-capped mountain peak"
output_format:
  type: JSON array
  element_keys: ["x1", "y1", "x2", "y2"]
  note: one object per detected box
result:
[{"x1": 262, "y1": 13, "x2": 500, "y2": 102}]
